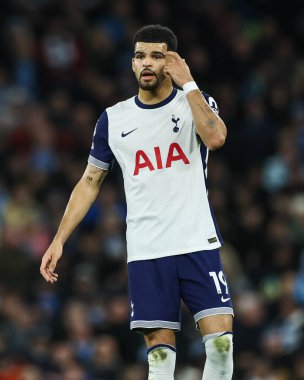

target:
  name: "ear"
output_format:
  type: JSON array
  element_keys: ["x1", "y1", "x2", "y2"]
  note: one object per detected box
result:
[{"x1": 131, "y1": 58, "x2": 135, "y2": 73}]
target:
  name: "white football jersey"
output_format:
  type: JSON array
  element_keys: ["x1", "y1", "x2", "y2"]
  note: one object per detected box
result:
[{"x1": 88, "y1": 88, "x2": 223, "y2": 262}]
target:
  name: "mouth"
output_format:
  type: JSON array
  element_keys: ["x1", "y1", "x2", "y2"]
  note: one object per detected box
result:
[{"x1": 140, "y1": 70, "x2": 156, "y2": 81}]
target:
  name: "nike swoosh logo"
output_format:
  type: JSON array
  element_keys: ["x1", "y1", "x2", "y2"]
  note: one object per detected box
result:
[
  {"x1": 221, "y1": 296, "x2": 231, "y2": 302},
  {"x1": 121, "y1": 128, "x2": 137, "y2": 137}
]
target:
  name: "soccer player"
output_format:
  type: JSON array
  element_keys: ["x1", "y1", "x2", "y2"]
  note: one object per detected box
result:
[{"x1": 40, "y1": 24, "x2": 234, "y2": 379}]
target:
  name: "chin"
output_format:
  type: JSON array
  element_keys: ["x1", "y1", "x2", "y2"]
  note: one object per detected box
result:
[{"x1": 139, "y1": 79, "x2": 159, "y2": 91}]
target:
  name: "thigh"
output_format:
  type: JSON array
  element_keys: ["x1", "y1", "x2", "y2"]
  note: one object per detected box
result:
[
  {"x1": 178, "y1": 249, "x2": 234, "y2": 326},
  {"x1": 128, "y1": 257, "x2": 181, "y2": 331}
]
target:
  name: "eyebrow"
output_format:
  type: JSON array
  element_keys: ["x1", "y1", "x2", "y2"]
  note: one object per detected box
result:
[{"x1": 134, "y1": 51, "x2": 165, "y2": 56}]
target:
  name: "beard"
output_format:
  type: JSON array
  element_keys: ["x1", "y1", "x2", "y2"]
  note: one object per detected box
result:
[
  {"x1": 138, "y1": 78, "x2": 159, "y2": 90},
  {"x1": 137, "y1": 71, "x2": 166, "y2": 90}
]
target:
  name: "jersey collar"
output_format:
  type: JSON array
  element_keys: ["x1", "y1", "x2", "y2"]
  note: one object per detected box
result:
[{"x1": 134, "y1": 88, "x2": 177, "y2": 109}]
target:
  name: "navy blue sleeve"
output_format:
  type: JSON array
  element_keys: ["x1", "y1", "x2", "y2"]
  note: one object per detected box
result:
[
  {"x1": 88, "y1": 111, "x2": 115, "y2": 170},
  {"x1": 202, "y1": 91, "x2": 219, "y2": 115}
]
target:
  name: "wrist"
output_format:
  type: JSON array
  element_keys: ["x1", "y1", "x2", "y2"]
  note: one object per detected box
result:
[
  {"x1": 182, "y1": 81, "x2": 199, "y2": 95},
  {"x1": 53, "y1": 235, "x2": 65, "y2": 246}
]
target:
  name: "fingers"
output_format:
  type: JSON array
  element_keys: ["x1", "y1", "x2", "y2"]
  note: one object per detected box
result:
[
  {"x1": 40, "y1": 253, "x2": 59, "y2": 284},
  {"x1": 165, "y1": 51, "x2": 180, "y2": 58},
  {"x1": 164, "y1": 51, "x2": 192, "y2": 87},
  {"x1": 165, "y1": 52, "x2": 187, "y2": 69},
  {"x1": 47, "y1": 267, "x2": 59, "y2": 283},
  {"x1": 165, "y1": 53, "x2": 176, "y2": 65}
]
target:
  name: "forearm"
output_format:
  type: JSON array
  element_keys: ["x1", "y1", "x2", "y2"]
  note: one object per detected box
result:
[
  {"x1": 53, "y1": 178, "x2": 99, "y2": 245},
  {"x1": 40, "y1": 164, "x2": 107, "y2": 283},
  {"x1": 186, "y1": 89, "x2": 227, "y2": 150}
]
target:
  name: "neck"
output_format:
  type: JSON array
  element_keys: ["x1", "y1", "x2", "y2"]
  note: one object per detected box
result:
[{"x1": 138, "y1": 81, "x2": 173, "y2": 105}]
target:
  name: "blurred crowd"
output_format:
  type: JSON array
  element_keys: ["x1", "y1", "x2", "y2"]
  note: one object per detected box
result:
[{"x1": 0, "y1": 0, "x2": 304, "y2": 379}]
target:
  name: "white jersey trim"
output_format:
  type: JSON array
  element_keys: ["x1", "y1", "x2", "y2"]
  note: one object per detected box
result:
[
  {"x1": 194, "y1": 307, "x2": 234, "y2": 323},
  {"x1": 88, "y1": 155, "x2": 110, "y2": 170},
  {"x1": 131, "y1": 320, "x2": 181, "y2": 331}
]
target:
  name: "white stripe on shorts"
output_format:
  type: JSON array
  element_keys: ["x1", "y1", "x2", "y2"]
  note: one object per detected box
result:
[
  {"x1": 194, "y1": 307, "x2": 234, "y2": 324},
  {"x1": 131, "y1": 320, "x2": 181, "y2": 331}
]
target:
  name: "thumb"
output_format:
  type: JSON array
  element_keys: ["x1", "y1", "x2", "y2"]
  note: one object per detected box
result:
[{"x1": 48, "y1": 256, "x2": 58, "y2": 272}]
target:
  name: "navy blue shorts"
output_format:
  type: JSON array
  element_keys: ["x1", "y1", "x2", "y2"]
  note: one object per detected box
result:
[{"x1": 128, "y1": 249, "x2": 233, "y2": 331}]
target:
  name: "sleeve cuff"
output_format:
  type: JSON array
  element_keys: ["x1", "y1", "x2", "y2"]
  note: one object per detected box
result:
[{"x1": 88, "y1": 155, "x2": 111, "y2": 170}]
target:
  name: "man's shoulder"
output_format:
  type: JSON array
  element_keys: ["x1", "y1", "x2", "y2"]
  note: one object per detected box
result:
[
  {"x1": 175, "y1": 87, "x2": 212, "y2": 102},
  {"x1": 107, "y1": 96, "x2": 136, "y2": 113}
]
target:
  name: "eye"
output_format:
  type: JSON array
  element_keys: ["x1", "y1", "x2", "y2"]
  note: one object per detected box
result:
[
  {"x1": 152, "y1": 54, "x2": 163, "y2": 59},
  {"x1": 134, "y1": 54, "x2": 144, "y2": 59}
]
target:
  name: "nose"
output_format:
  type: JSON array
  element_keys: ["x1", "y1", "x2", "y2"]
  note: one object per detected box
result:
[{"x1": 142, "y1": 56, "x2": 152, "y2": 66}]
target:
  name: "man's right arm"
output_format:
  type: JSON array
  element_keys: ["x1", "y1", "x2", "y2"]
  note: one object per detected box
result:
[{"x1": 40, "y1": 163, "x2": 108, "y2": 283}]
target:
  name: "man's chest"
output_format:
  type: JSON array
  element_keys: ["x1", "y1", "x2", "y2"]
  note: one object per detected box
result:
[
  {"x1": 110, "y1": 103, "x2": 194, "y2": 150},
  {"x1": 108, "y1": 105, "x2": 198, "y2": 176}
]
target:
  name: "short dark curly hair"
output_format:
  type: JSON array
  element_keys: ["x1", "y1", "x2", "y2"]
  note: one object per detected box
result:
[{"x1": 133, "y1": 24, "x2": 178, "y2": 52}]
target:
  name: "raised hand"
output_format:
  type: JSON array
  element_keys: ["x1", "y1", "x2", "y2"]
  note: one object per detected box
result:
[{"x1": 164, "y1": 51, "x2": 194, "y2": 88}]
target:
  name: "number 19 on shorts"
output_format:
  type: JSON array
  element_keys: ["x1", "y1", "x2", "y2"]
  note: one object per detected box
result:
[{"x1": 209, "y1": 271, "x2": 230, "y2": 303}]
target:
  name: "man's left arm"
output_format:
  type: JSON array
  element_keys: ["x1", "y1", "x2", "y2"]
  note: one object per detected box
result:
[{"x1": 164, "y1": 51, "x2": 227, "y2": 150}]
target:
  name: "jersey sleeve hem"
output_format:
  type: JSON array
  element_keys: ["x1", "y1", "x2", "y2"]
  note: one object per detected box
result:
[{"x1": 88, "y1": 155, "x2": 110, "y2": 170}]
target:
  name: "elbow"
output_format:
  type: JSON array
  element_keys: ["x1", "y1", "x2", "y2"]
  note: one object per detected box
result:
[
  {"x1": 208, "y1": 121, "x2": 227, "y2": 150},
  {"x1": 208, "y1": 133, "x2": 226, "y2": 150},
  {"x1": 197, "y1": 119, "x2": 227, "y2": 150}
]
